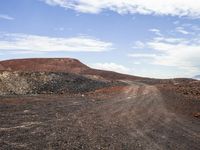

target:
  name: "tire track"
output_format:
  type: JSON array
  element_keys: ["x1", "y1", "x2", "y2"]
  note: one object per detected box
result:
[{"x1": 77, "y1": 82, "x2": 200, "y2": 149}]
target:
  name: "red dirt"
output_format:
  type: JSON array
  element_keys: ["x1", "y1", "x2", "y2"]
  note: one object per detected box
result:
[
  {"x1": 92, "y1": 85, "x2": 128, "y2": 94},
  {"x1": 0, "y1": 58, "x2": 142, "y2": 81},
  {"x1": 0, "y1": 58, "x2": 89, "y2": 74}
]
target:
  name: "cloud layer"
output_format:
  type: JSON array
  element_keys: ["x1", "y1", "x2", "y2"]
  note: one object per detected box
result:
[
  {"x1": 91, "y1": 62, "x2": 131, "y2": 74},
  {"x1": 0, "y1": 33, "x2": 113, "y2": 52},
  {"x1": 130, "y1": 26, "x2": 200, "y2": 76},
  {"x1": 0, "y1": 14, "x2": 14, "y2": 20},
  {"x1": 43, "y1": 0, "x2": 200, "y2": 17}
]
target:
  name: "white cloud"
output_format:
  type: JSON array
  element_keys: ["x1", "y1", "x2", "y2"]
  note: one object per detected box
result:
[
  {"x1": 191, "y1": 25, "x2": 200, "y2": 31},
  {"x1": 153, "y1": 37, "x2": 185, "y2": 44},
  {"x1": 91, "y1": 62, "x2": 131, "y2": 74},
  {"x1": 0, "y1": 14, "x2": 14, "y2": 20},
  {"x1": 132, "y1": 41, "x2": 145, "y2": 49},
  {"x1": 130, "y1": 36, "x2": 200, "y2": 76},
  {"x1": 0, "y1": 33, "x2": 113, "y2": 52},
  {"x1": 130, "y1": 21, "x2": 200, "y2": 77},
  {"x1": 133, "y1": 61, "x2": 141, "y2": 65},
  {"x1": 173, "y1": 21, "x2": 180, "y2": 25},
  {"x1": 42, "y1": 0, "x2": 200, "y2": 18},
  {"x1": 175, "y1": 27, "x2": 190, "y2": 35},
  {"x1": 149, "y1": 28, "x2": 162, "y2": 36},
  {"x1": 129, "y1": 53, "x2": 157, "y2": 59},
  {"x1": 148, "y1": 39, "x2": 200, "y2": 72}
]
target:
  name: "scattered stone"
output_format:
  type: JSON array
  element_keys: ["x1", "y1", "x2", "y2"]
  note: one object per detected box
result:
[
  {"x1": 194, "y1": 112, "x2": 200, "y2": 118},
  {"x1": 0, "y1": 71, "x2": 124, "y2": 96}
]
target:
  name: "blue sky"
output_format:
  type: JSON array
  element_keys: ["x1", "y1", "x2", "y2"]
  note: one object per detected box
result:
[{"x1": 0, "y1": 0, "x2": 200, "y2": 78}]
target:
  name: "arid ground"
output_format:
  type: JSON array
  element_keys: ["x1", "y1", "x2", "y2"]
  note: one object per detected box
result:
[
  {"x1": 0, "y1": 58, "x2": 199, "y2": 150},
  {"x1": 0, "y1": 82, "x2": 200, "y2": 150}
]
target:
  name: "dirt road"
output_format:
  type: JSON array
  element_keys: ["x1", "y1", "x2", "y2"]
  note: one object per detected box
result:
[{"x1": 0, "y1": 83, "x2": 200, "y2": 149}]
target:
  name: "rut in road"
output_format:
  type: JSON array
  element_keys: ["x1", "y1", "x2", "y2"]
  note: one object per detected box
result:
[{"x1": 76, "y1": 83, "x2": 200, "y2": 150}]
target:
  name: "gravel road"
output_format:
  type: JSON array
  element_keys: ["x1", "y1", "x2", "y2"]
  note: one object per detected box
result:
[{"x1": 0, "y1": 83, "x2": 199, "y2": 150}]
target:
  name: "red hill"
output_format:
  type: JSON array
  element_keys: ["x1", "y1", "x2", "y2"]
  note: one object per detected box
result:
[
  {"x1": 0, "y1": 58, "x2": 89, "y2": 74},
  {"x1": 0, "y1": 58, "x2": 142, "y2": 81}
]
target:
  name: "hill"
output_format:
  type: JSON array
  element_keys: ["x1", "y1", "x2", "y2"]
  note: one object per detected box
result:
[
  {"x1": 0, "y1": 58, "x2": 89, "y2": 74},
  {"x1": 0, "y1": 58, "x2": 142, "y2": 81},
  {"x1": 0, "y1": 58, "x2": 131, "y2": 95},
  {"x1": 0, "y1": 71, "x2": 122, "y2": 95},
  {"x1": 194, "y1": 75, "x2": 200, "y2": 80}
]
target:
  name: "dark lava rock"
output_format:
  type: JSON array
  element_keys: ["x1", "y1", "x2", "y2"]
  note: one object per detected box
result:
[{"x1": 0, "y1": 71, "x2": 123, "y2": 96}]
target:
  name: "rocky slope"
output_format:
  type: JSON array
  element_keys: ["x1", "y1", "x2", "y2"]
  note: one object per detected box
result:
[
  {"x1": 0, "y1": 58, "x2": 142, "y2": 81},
  {"x1": 0, "y1": 58, "x2": 133, "y2": 96},
  {"x1": 0, "y1": 71, "x2": 122, "y2": 96}
]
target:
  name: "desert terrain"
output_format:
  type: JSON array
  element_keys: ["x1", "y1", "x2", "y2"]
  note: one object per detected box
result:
[{"x1": 0, "y1": 58, "x2": 199, "y2": 150}]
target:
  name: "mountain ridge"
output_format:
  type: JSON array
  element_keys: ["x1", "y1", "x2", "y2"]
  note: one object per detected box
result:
[{"x1": 0, "y1": 58, "x2": 142, "y2": 81}]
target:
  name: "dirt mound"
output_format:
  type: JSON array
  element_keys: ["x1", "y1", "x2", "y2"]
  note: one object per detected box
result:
[
  {"x1": 0, "y1": 58, "x2": 89, "y2": 74},
  {"x1": 0, "y1": 71, "x2": 121, "y2": 96}
]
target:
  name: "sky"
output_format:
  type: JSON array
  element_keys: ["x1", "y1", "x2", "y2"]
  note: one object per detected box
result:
[{"x1": 1, "y1": 0, "x2": 200, "y2": 78}]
